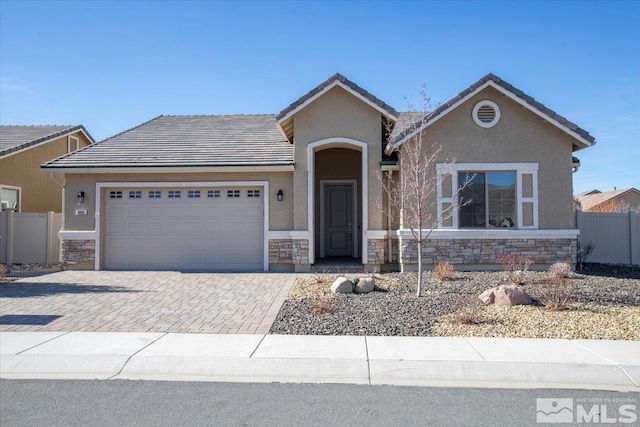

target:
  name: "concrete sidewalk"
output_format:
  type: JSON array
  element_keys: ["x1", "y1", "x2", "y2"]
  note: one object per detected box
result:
[{"x1": 1, "y1": 332, "x2": 638, "y2": 392}]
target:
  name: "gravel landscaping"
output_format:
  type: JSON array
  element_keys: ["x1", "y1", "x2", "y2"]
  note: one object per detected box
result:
[{"x1": 269, "y1": 263, "x2": 640, "y2": 340}]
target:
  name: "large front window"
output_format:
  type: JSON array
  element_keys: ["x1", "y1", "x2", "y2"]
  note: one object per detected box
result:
[
  {"x1": 458, "y1": 171, "x2": 516, "y2": 228},
  {"x1": 436, "y1": 162, "x2": 538, "y2": 230}
]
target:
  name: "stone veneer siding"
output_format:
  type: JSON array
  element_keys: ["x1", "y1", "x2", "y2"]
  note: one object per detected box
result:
[
  {"x1": 62, "y1": 239, "x2": 95, "y2": 265},
  {"x1": 398, "y1": 238, "x2": 577, "y2": 266},
  {"x1": 367, "y1": 238, "x2": 399, "y2": 264},
  {"x1": 269, "y1": 239, "x2": 310, "y2": 265}
]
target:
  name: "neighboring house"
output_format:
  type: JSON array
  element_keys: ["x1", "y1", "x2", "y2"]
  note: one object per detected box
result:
[
  {"x1": 576, "y1": 188, "x2": 640, "y2": 212},
  {"x1": 41, "y1": 73, "x2": 595, "y2": 272},
  {"x1": 1, "y1": 125, "x2": 94, "y2": 212}
]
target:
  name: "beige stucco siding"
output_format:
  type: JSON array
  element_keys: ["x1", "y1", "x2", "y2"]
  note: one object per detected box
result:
[
  {"x1": 62, "y1": 171, "x2": 293, "y2": 231},
  {"x1": 408, "y1": 86, "x2": 576, "y2": 229},
  {"x1": 292, "y1": 86, "x2": 384, "y2": 231},
  {"x1": 0, "y1": 131, "x2": 91, "y2": 212}
]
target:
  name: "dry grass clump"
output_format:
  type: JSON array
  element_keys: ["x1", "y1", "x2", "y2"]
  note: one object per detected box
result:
[
  {"x1": 497, "y1": 253, "x2": 534, "y2": 285},
  {"x1": 537, "y1": 277, "x2": 576, "y2": 311},
  {"x1": 453, "y1": 294, "x2": 484, "y2": 325},
  {"x1": 0, "y1": 264, "x2": 5, "y2": 278},
  {"x1": 311, "y1": 297, "x2": 334, "y2": 315},
  {"x1": 549, "y1": 262, "x2": 572, "y2": 279},
  {"x1": 433, "y1": 261, "x2": 455, "y2": 281}
]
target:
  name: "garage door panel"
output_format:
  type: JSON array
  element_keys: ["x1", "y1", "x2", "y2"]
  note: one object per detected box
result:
[
  {"x1": 107, "y1": 206, "x2": 126, "y2": 218},
  {"x1": 104, "y1": 186, "x2": 264, "y2": 271},
  {"x1": 147, "y1": 207, "x2": 166, "y2": 217},
  {"x1": 106, "y1": 222, "x2": 126, "y2": 233},
  {"x1": 146, "y1": 222, "x2": 164, "y2": 233},
  {"x1": 125, "y1": 207, "x2": 145, "y2": 217}
]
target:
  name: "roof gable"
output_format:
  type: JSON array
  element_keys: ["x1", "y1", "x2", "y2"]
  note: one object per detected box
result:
[
  {"x1": 388, "y1": 73, "x2": 596, "y2": 153},
  {"x1": 277, "y1": 73, "x2": 399, "y2": 140},
  {"x1": 0, "y1": 125, "x2": 94, "y2": 157}
]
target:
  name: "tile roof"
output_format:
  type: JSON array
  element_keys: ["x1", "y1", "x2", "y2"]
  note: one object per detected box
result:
[
  {"x1": 276, "y1": 73, "x2": 399, "y2": 121},
  {"x1": 575, "y1": 187, "x2": 640, "y2": 211},
  {"x1": 390, "y1": 73, "x2": 596, "y2": 150},
  {"x1": 0, "y1": 125, "x2": 92, "y2": 156},
  {"x1": 42, "y1": 115, "x2": 294, "y2": 170}
]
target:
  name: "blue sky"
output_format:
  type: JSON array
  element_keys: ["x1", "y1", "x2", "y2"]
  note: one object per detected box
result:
[{"x1": 1, "y1": 1, "x2": 638, "y2": 194}]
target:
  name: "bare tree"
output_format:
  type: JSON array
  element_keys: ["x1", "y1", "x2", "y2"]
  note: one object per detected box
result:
[{"x1": 380, "y1": 88, "x2": 472, "y2": 297}]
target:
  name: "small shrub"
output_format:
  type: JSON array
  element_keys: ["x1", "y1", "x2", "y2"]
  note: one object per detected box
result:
[
  {"x1": 311, "y1": 297, "x2": 334, "y2": 315},
  {"x1": 497, "y1": 253, "x2": 534, "y2": 285},
  {"x1": 0, "y1": 264, "x2": 5, "y2": 278},
  {"x1": 576, "y1": 241, "x2": 596, "y2": 272},
  {"x1": 549, "y1": 262, "x2": 572, "y2": 279},
  {"x1": 537, "y1": 277, "x2": 575, "y2": 311},
  {"x1": 433, "y1": 261, "x2": 455, "y2": 281},
  {"x1": 454, "y1": 294, "x2": 484, "y2": 325}
]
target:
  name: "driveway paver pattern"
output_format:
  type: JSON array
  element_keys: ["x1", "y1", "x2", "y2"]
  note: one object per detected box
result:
[{"x1": 0, "y1": 271, "x2": 296, "y2": 334}]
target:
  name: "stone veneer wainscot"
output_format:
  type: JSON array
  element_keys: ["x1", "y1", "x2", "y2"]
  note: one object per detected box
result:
[
  {"x1": 62, "y1": 239, "x2": 96, "y2": 265},
  {"x1": 269, "y1": 239, "x2": 309, "y2": 265},
  {"x1": 397, "y1": 237, "x2": 577, "y2": 268}
]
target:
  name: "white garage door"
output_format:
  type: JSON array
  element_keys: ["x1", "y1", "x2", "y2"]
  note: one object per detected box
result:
[{"x1": 103, "y1": 186, "x2": 264, "y2": 271}]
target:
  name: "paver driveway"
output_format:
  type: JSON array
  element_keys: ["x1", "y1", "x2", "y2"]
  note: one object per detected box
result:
[{"x1": 0, "y1": 271, "x2": 296, "y2": 334}]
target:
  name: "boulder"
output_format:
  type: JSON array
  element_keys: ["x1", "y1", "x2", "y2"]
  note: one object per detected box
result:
[
  {"x1": 331, "y1": 276, "x2": 353, "y2": 294},
  {"x1": 478, "y1": 288, "x2": 496, "y2": 305},
  {"x1": 354, "y1": 277, "x2": 374, "y2": 294},
  {"x1": 479, "y1": 285, "x2": 532, "y2": 306}
]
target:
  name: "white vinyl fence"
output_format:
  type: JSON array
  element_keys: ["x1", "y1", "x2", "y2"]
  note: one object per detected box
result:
[
  {"x1": 576, "y1": 211, "x2": 640, "y2": 266},
  {"x1": 0, "y1": 211, "x2": 62, "y2": 265}
]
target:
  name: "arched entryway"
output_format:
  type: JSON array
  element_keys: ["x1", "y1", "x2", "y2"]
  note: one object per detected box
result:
[{"x1": 307, "y1": 138, "x2": 368, "y2": 265}]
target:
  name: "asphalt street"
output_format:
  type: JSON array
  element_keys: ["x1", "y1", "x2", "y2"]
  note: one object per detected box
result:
[{"x1": 1, "y1": 380, "x2": 638, "y2": 427}]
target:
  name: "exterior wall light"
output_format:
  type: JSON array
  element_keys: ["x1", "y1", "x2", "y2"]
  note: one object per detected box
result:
[
  {"x1": 276, "y1": 189, "x2": 284, "y2": 202},
  {"x1": 77, "y1": 191, "x2": 85, "y2": 203}
]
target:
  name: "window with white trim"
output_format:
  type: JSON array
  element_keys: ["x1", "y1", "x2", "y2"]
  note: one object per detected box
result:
[
  {"x1": 149, "y1": 190, "x2": 161, "y2": 198},
  {"x1": 68, "y1": 135, "x2": 79, "y2": 153},
  {"x1": 109, "y1": 191, "x2": 123, "y2": 199},
  {"x1": 188, "y1": 190, "x2": 201, "y2": 198},
  {"x1": 129, "y1": 190, "x2": 142, "y2": 199},
  {"x1": 227, "y1": 190, "x2": 240, "y2": 198},
  {"x1": 168, "y1": 190, "x2": 181, "y2": 199},
  {"x1": 207, "y1": 190, "x2": 220, "y2": 198},
  {"x1": 437, "y1": 163, "x2": 538, "y2": 229},
  {"x1": 0, "y1": 185, "x2": 21, "y2": 211},
  {"x1": 247, "y1": 189, "x2": 260, "y2": 198}
]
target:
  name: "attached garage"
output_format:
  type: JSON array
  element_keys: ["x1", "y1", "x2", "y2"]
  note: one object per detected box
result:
[{"x1": 101, "y1": 183, "x2": 265, "y2": 271}]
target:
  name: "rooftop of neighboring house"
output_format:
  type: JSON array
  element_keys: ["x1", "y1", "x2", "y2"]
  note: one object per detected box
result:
[
  {"x1": 0, "y1": 125, "x2": 94, "y2": 156},
  {"x1": 576, "y1": 187, "x2": 640, "y2": 211}
]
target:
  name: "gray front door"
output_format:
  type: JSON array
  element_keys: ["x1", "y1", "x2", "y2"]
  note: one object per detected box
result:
[{"x1": 325, "y1": 184, "x2": 353, "y2": 257}]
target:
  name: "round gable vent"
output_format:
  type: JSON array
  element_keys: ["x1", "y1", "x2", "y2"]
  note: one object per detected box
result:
[{"x1": 472, "y1": 100, "x2": 500, "y2": 128}]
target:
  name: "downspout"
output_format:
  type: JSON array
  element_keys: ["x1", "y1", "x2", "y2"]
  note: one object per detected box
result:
[
  {"x1": 386, "y1": 170, "x2": 393, "y2": 264},
  {"x1": 48, "y1": 172, "x2": 64, "y2": 187}
]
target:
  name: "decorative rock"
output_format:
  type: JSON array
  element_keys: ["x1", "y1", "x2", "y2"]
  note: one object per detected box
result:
[
  {"x1": 479, "y1": 285, "x2": 532, "y2": 306},
  {"x1": 478, "y1": 288, "x2": 496, "y2": 305},
  {"x1": 331, "y1": 276, "x2": 353, "y2": 294},
  {"x1": 355, "y1": 278, "x2": 374, "y2": 294}
]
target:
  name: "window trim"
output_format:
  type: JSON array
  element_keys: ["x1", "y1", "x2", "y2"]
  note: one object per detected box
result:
[
  {"x1": 436, "y1": 162, "x2": 538, "y2": 230},
  {"x1": 0, "y1": 184, "x2": 22, "y2": 211},
  {"x1": 68, "y1": 135, "x2": 80, "y2": 153}
]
